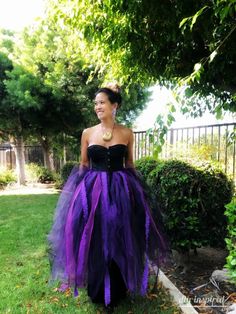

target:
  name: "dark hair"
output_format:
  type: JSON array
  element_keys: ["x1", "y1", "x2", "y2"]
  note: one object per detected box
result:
[{"x1": 95, "y1": 87, "x2": 122, "y2": 107}]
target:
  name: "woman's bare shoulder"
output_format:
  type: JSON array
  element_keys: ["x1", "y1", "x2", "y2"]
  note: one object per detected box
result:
[
  {"x1": 115, "y1": 124, "x2": 133, "y2": 134},
  {"x1": 83, "y1": 124, "x2": 100, "y2": 134}
]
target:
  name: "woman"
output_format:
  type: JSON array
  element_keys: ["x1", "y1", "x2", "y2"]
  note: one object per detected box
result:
[{"x1": 47, "y1": 83, "x2": 169, "y2": 310}]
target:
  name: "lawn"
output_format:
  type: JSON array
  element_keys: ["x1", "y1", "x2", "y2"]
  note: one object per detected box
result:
[{"x1": 0, "y1": 192, "x2": 181, "y2": 314}]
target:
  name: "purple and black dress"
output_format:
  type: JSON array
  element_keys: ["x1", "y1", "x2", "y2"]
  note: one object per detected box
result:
[{"x1": 47, "y1": 144, "x2": 169, "y2": 307}]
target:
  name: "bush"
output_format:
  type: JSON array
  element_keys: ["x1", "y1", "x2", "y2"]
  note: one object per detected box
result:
[
  {"x1": 0, "y1": 168, "x2": 17, "y2": 189},
  {"x1": 38, "y1": 167, "x2": 56, "y2": 183},
  {"x1": 145, "y1": 159, "x2": 234, "y2": 252},
  {"x1": 54, "y1": 177, "x2": 64, "y2": 190},
  {"x1": 25, "y1": 163, "x2": 56, "y2": 183},
  {"x1": 61, "y1": 161, "x2": 79, "y2": 183},
  {"x1": 25, "y1": 163, "x2": 42, "y2": 183},
  {"x1": 196, "y1": 162, "x2": 234, "y2": 247},
  {"x1": 135, "y1": 157, "x2": 159, "y2": 181},
  {"x1": 224, "y1": 199, "x2": 236, "y2": 284}
]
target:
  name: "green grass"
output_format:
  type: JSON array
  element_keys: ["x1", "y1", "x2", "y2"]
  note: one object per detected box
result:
[{"x1": 0, "y1": 193, "x2": 181, "y2": 314}]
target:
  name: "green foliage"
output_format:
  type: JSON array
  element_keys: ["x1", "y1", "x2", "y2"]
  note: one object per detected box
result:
[
  {"x1": 224, "y1": 198, "x2": 236, "y2": 284},
  {"x1": 46, "y1": 0, "x2": 236, "y2": 116},
  {"x1": 195, "y1": 162, "x2": 234, "y2": 247},
  {"x1": 25, "y1": 163, "x2": 42, "y2": 183},
  {"x1": 0, "y1": 51, "x2": 13, "y2": 100},
  {"x1": 61, "y1": 161, "x2": 78, "y2": 184},
  {"x1": 134, "y1": 157, "x2": 159, "y2": 182},
  {"x1": 117, "y1": 84, "x2": 151, "y2": 127},
  {"x1": 0, "y1": 168, "x2": 17, "y2": 189},
  {"x1": 148, "y1": 160, "x2": 202, "y2": 252},
  {"x1": 0, "y1": 24, "x2": 150, "y2": 146},
  {"x1": 38, "y1": 167, "x2": 56, "y2": 183},
  {"x1": 25, "y1": 163, "x2": 56, "y2": 183},
  {"x1": 146, "y1": 110, "x2": 175, "y2": 156},
  {"x1": 139, "y1": 159, "x2": 234, "y2": 252}
]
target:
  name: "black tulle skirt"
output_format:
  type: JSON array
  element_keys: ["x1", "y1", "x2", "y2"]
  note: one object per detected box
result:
[{"x1": 47, "y1": 166, "x2": 170, "y2": 306}]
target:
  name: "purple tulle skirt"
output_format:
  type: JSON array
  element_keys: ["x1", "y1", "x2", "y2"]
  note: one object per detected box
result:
[{"x1": 47, "y1": 165, "x2": 170, "y2": 306}]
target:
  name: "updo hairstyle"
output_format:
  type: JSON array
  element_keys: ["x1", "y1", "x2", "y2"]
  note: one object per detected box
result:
[{"x1": 95, "y1": 82, "x2": 122, "y2": 107}]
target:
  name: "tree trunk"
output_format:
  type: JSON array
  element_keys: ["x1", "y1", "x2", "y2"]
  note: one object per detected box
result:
[
  {"x1": 63, "y1": 133, "x2": 67, "y2": 165},
  {"x1": 12, "y1": 135, "x2": 26, "y2": 185},
  {"x1": 39, "y1": 136, "x2": 54, "y2": 171}
]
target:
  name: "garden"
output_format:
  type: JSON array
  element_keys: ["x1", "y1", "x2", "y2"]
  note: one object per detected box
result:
[
  {"x1": 0, "y1": 0, "x2": 236, "y2": 313},
  {"x1": 0, "y1": 155, "x2": 235, "y2": 313}
]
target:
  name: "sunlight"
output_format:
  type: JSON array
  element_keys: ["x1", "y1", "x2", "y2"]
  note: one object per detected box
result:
[
  {"x1": 134, "y1": 85, "x2": 235, "y2": 131},
  {"x1": 0, "y1": 0, "x2": 45, "y2": 31}
]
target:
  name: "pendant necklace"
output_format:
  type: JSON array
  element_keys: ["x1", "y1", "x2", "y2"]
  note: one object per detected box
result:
[{"x1": 101, "y1": 122, "x2": 115, "y2": 141}]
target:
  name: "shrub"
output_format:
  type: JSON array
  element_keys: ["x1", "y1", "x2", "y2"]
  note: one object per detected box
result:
[
  {"x1": 25, "y1": 163, "x2": 42, "y2": 183},
  {"x1": 25, "y1": 163, "x2": 56, "y2": 183},
  {"x1": 224, "y1": 199, "x2": 236, "y2": 284},
  {"x1": 0, "y1": 168, "x2": 17, "y2": 189},
  {"x1": 38, "y1": 167, "x2": 56, "y2": 183},
  {"x1": 135, "y1": 157, "x2": 159, "y2": 181},
  {"x1": 196, "y1": 162, "x2": 234, "y2": 247},
  {"x1": 146, "y1": 159, "x2": 234, "y2": 253},
  {"x1": 61, "y1": 161, "x2": 79, "y2": 183},
  {"x1": 54, "y1": 177, "x2": 63, "y2": 190}
]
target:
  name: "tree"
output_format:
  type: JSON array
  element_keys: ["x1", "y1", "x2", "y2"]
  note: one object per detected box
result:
[
  {"x1": 0, "y1": 24, "x2": 150, "y2": 181},
  {"x1": 45, "y1": 0, "x2": 236, "y2": 117}
]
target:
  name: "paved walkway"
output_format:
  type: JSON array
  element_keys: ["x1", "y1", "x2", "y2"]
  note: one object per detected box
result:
[{"x1": 0, "y1": 183, "x2": 59, "y2": 195}]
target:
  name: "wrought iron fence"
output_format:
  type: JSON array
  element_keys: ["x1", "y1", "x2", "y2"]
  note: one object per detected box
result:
[
  {"x1": 134, "y1": 122, "x2": 236, "y2": 180},
  {"x1": 1, "y1": 123, "x2": 235, "y2": 180}
]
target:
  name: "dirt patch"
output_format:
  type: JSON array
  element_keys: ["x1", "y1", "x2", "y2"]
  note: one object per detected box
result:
[{"x1": 162, "y1": 247, "x2": 236, "y2": 313}]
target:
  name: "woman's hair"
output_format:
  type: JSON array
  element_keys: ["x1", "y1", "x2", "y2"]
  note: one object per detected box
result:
[{"x1": 95, "y1": 82, "x2": 122, "y2": 107}]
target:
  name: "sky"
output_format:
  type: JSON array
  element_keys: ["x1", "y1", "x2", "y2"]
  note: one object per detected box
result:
[
  {"x1": 133, "y1": 85, "x2": 235, "y2": 131},
  {"x1": 0, "y1": 0, "x2": 45, "y2": 31},
  {"x1": 0, "y1": 0, "x2": 235, "y2": 131}
]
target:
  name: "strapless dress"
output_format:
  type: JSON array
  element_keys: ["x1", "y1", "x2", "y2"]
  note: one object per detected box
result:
[{"x1": 47, "y1": 144, "x2": 169, "y2": 307}]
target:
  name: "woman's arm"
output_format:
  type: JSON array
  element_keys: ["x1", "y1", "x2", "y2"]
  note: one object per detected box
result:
[
  {"x1": 125, "y1": 129, "x2": 135, "y2": 168},
  {"x1": 80, "y1": 128, "x2": 90, "y2": 167}
]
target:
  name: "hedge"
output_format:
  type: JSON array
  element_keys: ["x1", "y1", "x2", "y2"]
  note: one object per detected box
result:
[{"x1": 135, "y1": 157, "x2": 234, "y2": 253}]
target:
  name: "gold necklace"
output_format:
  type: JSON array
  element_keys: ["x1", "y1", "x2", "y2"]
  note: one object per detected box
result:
[{"x1": 101, "y1": 123, "x2": 115, "y2": 141}]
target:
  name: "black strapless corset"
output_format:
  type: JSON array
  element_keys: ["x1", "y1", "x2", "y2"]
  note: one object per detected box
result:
[{"x1": 87, "y1": 144, "x2": 127, "y2": 171}]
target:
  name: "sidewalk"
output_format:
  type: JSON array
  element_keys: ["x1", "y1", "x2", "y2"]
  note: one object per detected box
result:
[{"x1": 0, "y1": 183, "x2": 59, "y2": 195}]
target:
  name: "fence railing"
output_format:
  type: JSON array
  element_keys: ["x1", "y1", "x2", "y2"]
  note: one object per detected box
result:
[
  {"x1": 0, "y1": 145, "x2": 44, "y2": 169},
  {"x1": 134, "y1": 122, "x2": 236, "y2": 180},
  {"x1": 1, "y1": 123, "x2": 235, "y2": 180}
]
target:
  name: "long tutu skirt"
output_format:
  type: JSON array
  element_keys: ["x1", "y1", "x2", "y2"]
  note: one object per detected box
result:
[{"x1": 47, "y1": 166, "x2": 170, "y2": 306}]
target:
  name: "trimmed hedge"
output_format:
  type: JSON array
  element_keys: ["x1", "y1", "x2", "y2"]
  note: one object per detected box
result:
[
  {"x1": 135, "y1": 157, "x2": 158, "y2": 181},
  {"x1": 135, "y1": 157, "x2": 234, "y2": 253}
]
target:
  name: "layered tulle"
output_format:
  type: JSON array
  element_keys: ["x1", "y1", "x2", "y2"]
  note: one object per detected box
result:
[{"x1": 47, "y1": 165, "x2": 170, "y2": 306}]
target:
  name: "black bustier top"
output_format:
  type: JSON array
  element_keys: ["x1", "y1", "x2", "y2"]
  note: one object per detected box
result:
[{"x1": 87, "y1": 144, "x2": 127, "y2": 171}]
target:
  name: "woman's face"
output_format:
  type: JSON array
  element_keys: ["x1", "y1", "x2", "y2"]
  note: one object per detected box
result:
[{"x1": 94, "y1": 92, "x2": 117, "y2": 120}]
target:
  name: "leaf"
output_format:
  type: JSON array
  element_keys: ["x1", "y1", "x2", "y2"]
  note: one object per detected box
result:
[
  {"x1": 219, "y1": 6, "x2": 230, "y2": 21},
  {"x1": 50, "y1": 296, "x2": 59, "y2": 303},
  {"x1": 194, "y1": 63, "x2": 202, "y2": 72},
  {"x1": 209, "y1": 50, "x2": 217, "y2": 63},
  {"x1": 179, "y1": 17, "x2": 190, "y2": 28},
  {"x1": 190, "y1": 6, "x2": 209, "y2": 30}
]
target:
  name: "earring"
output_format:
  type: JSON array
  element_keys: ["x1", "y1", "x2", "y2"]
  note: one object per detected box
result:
[{"x1": 112, "y1": 108, "x2": 116, "y2": 117}]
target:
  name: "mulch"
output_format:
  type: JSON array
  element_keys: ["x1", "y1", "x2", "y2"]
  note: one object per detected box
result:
[{"x1": 162, "y1": 247, "x2": 236, "y2": 313}]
